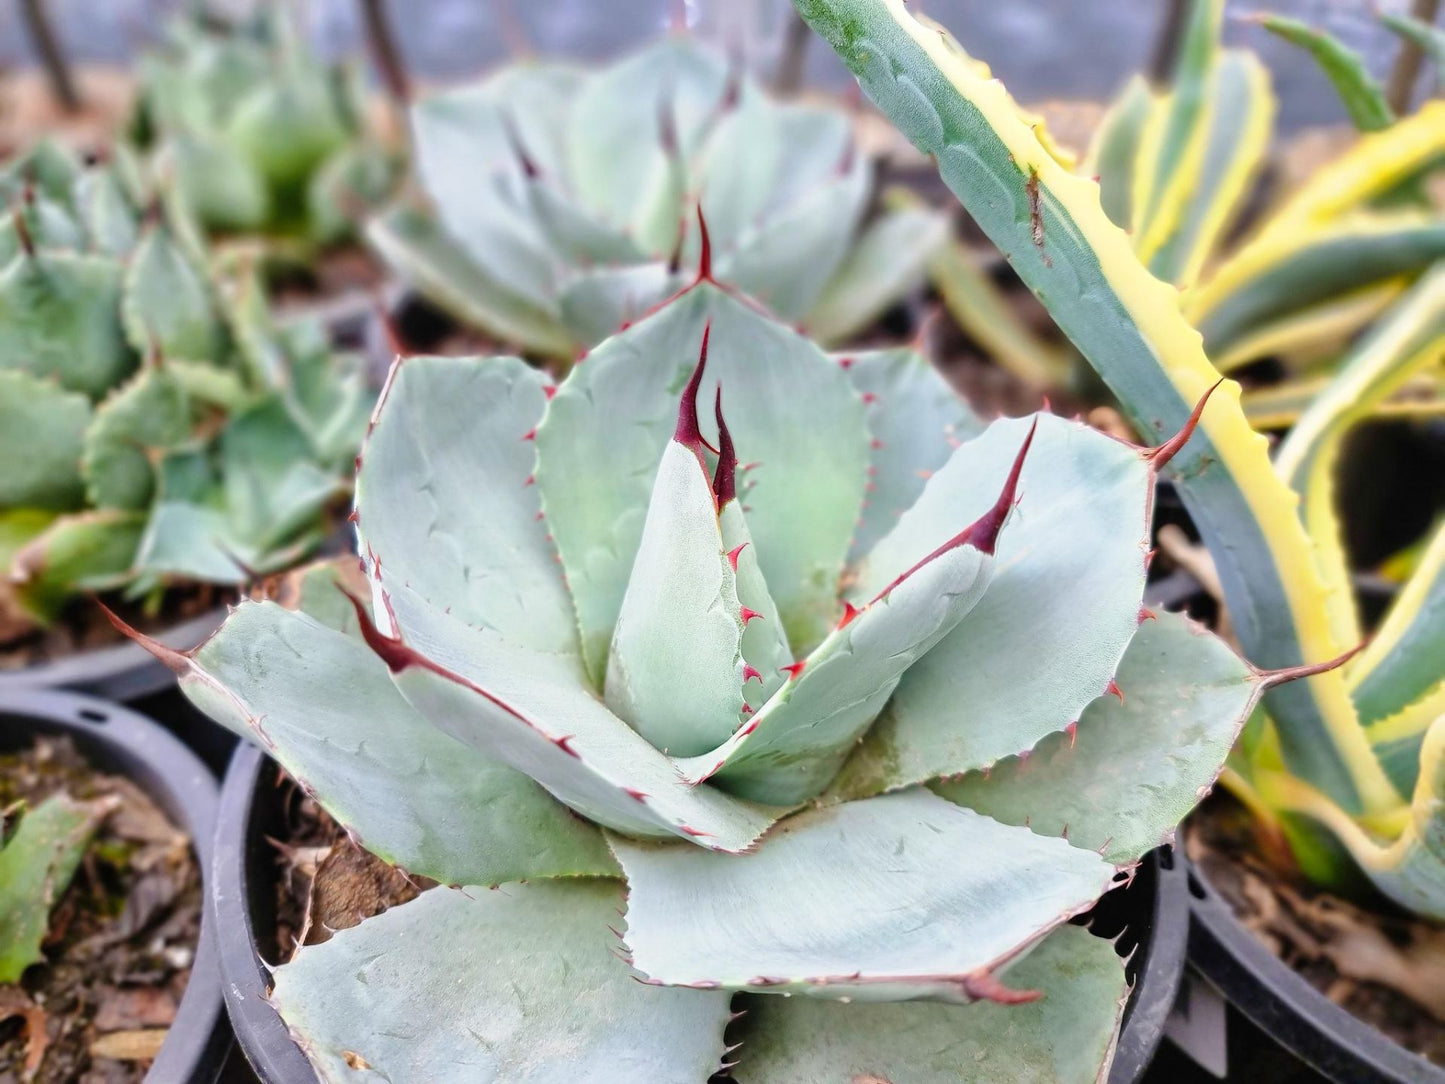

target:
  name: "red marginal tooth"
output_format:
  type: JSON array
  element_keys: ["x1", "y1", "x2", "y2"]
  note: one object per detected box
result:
[
  {"x1": 1106, "y1": 680, "x2": 1124, "y2": 703},
  {"x1": 740, "y1": 703, "x2": 754, "y2": 716},
  {"x1": 838, "y1": 356, "x2": 855, "y2": 369},
  {"x1": 712, "y1": 387, "x2": 738, "y2": 506},
  {"x1": 523, "y1": 474, "x2": 535, "y2": 487},
  {"x1": 543, "y1": 385, "x2": 557, "y2": 400},
  {"x1": 739, "y1": 719, "x2": 758, "y2": 735},
  {"x1": 837, "y1": 601, "x2": 860, "y2": 629},
  {"x1": 861, "y1": 392, "x2": 878, "y2": 405},
  {"x1": 521, "y1": 428, "x2": 537, "y2": 442},
  {"x1": 1065, "y1": 720, "x2": 1078, "y2": 748},
  {"x1": 870, "y1": 438, "x2": 884, "y2": 450},
  {"x1": 726, "y1": 542, "x2": 748, "y2": 570},
  {"x1": 1147, "y1": 379, "x2": 1224, "y2": 469},
  {"x1": 346, "y1": 509, "x2": 360, "y2": 523},
  {"x1": 623, "y1": 788, "x2": 649, "y2": 803},
  {"x1": 554, "y1": 735, "x2": 580, "y2": 757},
  {"x1": 741, "y1": 664, "x2": 763, "y2": 685},
  {"x1": 739, "y1": 607, "x2": 762, "y2": 625},
  {"x1": 679, "y1": 825, "x2": 711, "y2": 838},
  {"x1": 1138, "y1": 606, "x2": 1157, "y2": 623},
  {"x1": 780, "y1": 661, "x2": 807, "y2": 680},
  {"x1": 534, "y1": 510, "x2": 545, "y2": 521}
]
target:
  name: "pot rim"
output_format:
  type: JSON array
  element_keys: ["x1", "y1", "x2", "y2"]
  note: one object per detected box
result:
[
  {"x1": 1187, "y1": 849, "x2": 1445, "y2": 1083},
  {"x1": 0, "y1": 687, "x2": 230, "y2": 1082},
  {"x1": 215, "y1": 740, "x2": 1186, "y2": 1083}
]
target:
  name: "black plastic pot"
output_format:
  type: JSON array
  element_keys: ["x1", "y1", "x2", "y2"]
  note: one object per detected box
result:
[
  {"x1": 0, "y1": 608, "x2": 240, "y2": 779},
  {"x1": 0, "y1": 687, "x2": 232, "y2": 1082},
  {"x1": 1186, "y1": 855, "x2": 1445, "y2": 1084},
  {"x1": 214, "y1": 740, "x2": 1188, "y2": 1083}
]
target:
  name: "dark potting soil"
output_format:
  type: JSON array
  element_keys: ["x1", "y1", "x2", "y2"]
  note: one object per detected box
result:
[
  {"x1": 0, "y1": 582, "x2": 220, "y2": 673},
  {"x1": 1188, "y1": 792, "x2": 1445, "y2": 1067},
  {"x1": 0, "y1": 738, "x2": 201, "y2": 1083}
]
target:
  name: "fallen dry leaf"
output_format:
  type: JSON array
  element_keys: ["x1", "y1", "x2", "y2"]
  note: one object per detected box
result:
[
  {"x1": 89, "y1": 1028, "x2": 168, "y2": 1062},
  {"x1": 0, "y1": 985, "x2": 49, "y2": 1074}
]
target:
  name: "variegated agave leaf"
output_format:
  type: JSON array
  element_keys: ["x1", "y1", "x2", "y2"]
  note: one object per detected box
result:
[{"x1": 139, "y1": 266, "x2": 1283, "y2": 1080}]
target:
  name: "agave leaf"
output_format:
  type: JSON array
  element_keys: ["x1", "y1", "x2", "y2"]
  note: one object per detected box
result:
[
  {"x1": 1188, "y1": 212, "x2": 1445, "y2": 356},
  {"x1": 120, "y1": 224, "x2": 226, "y2": 360},
  {"x1": 371, "y1": 580, "x2": 782, "y2": 850},
  {"x1": 1132, "y1": 0, "x2": 1224, "y2": 263},
  {"x1": 75, "y1": 166, "x2": 140, "y2": 258},
  {"x1": 838, "y1": 346, "x2": 986, "y2": 562},
  {"x1": 1356, "y1": 523, "x2": 1445, "y2": 794},
  {"x1": 805, "y1": 202, "x2": 950, "y2": 345},
  {"x1": 132, "y1": 501, "x2": 247, "y2": 582},
  {"x1": 176, "y1": 600, "x2": 617, "y2": 885},
  {"x1": 831, "y1": 414, "x2": 1149, "y2": 799},
  {"x1": 566, "y1": 36, "x2": 732, "y2": 233},
  {"x1": 1381, "y1": 13, "x2": 1445, "y2": 92},
  {"x1": 789, "y1": 0, "x2": 1403, "y2": 813},
  {"x1": 221, "y1": 398, "x2": 343, "y2": 551},
  {"x1": 0, "y1": 794, "x2": 110, "y2": 984},
  {"x1": 1211, "y1": 277, "x2": 1408, "y2": 374},
  {"x1": 716, "y1": 163, "x2": 870, "y2": 322},
  {"x1": 0, "y1": 195, "x2": 85, "y2": 264},
  {"x1": 685, "y1": 432, "x2": 1018, "y2": 804},
  {"x1": 695, "y1": 91, "x2": 783, "y2": 253},
  {"x1": 269, "y1": 880, "x2": 732, "y2": 1083},
  {"x1": 0, "y1": 370, "x2": 90, "y2": 510},
  {"x1": 526, "y1": 180, "x2": 647, "y2": 267},
  {"x1": 937, "y1": 611, "x2": 1263, "y2": 863},
  {"x1": 0, "y1": 140, "x2": 82, "y2": 209},
  {"x1": 0, "y1": 252, "x2": 135, "y2": 398},
  {"x1": 536, "y1": 283, "x2": 869, "y2": 680},
  {"x1": 721, "y1": 500, "x2": 792, "y2": 712},
  {"x1": 556, "y1": 262, "x2": 677, "y2": 347},
  {"x1": 162, "y1": 131, "x2": 270, "y2": 233},
  {"x1": 1262, "y1": 101, "x2": 1445, "y2": 231},
  {"x1": 11, "y1": 509, "x2": 145, "y2": 621},
  {"x1": 1254, "y1": 14, "x2": 1393, "y2": 132},
  {"x1": 81, "y1": 366, "x2": 191, "y2": 510},
  {"x1": 1083, "y1": 73, "x2": 1154, "y2": 231},
  {"x1": 1274, "y1": 263, "x2": 1445, "y2": 652},
  {"x1": 355, "y1": 355, "x2": 576, "y2": 654},
  {"x1": 365, "y1": 204, "x2": 573, "y2": 357},
  {"x1": 614, "y1": 789, "x2": 1116, "y2": 1002},
  {"x1": 1148, "y1": 50, "x2": 1274, "y2": 289},
  {"x1": 732, "y1": 924, "x2": 1127, "y2": 1084},
  {"x1": 605, "y1": 440, "x2": 748, "y2": 758}
]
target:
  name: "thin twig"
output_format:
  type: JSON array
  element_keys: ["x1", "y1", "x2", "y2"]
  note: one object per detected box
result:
[
  {"x1": 358, "y1": 0, "x2": 410, "y2": 106},
  {"x1": 19, "y1": 0, "x2": 82, "y2": 113},
  {"x1": 1386, "y1": 0, "x2": 1443, "y2": 114}
]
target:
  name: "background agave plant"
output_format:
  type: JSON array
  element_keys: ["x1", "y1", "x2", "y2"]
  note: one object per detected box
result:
[
  {"x1": 0, "y1": 140, "x2": 370, "y2": 642},
  {"x1": 368, "y1": 31, "x2": 948, "y2": 360},
  {"x1": 125, "y1": 261, "x2": 1319, "y2": 1080},
  {"x1": 790, "y1": 0, "x2": 1445, "y2": 921},
  {"x1": 128, "y1": 6, "x2": 398, "y2": 248}
]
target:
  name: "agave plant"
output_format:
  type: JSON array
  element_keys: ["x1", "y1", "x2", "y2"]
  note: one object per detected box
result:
[
  {"x1": 922, "y1": 0, "x2": 1445, "y2": 415},
  {"x1": 0, "y1": 141, "x2": 370, "y2": 641},
  {"x1": 116, "y1": 258, "x2": 1331, "y2": 1079},
  {"x1": 0, "y1": 791, "x2": 109, "y2": 983},
  {"x1": 368, "y1": 32, "x2": 948, "y2": 360},
  {"x1": 793, "y1": 0, "x2": 1445, "y2": 920},
  {"x1": 128, "y1": 6, "x2": 397, "y2": 247}
]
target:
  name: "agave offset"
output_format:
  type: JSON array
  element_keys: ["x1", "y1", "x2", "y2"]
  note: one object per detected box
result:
[
  {"x1": 122, "y1": 255, "x2": 1325, "y2": 1080},
  {"x1": 0, "y1": 141, "x2": 370, "y2": 641},
  {"x1": 368, "y1": 31, "x2": 948, "y2": 359},
  {"x1": 792, "y1": 0, "x2": 1445, "y2": 920}
]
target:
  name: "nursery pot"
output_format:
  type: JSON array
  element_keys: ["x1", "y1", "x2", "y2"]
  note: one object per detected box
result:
[
  {"x1": 0, "y1": 687, "x2": 232, "y2": 1082},
  {"x1": 0, "y1": 608, "x2": 237, "y2": 778},
  {"x1": 1186, "y1": 855, "x2": 1445, "y2": 1084},
  {"x1": 214, "y1": 740, "x2": 1189, "y2": 1084}
]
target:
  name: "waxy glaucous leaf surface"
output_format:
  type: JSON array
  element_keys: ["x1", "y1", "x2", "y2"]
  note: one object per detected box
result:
[
  {"x1": 145, "y1": 268, "x2": 1286, "y2": 1081},
  {"x1": 368, "y1": 32, "x2": 948, "y2": 359},
  {"x1": 0, "y1": 140, "x2": 370, "y2": 639}
]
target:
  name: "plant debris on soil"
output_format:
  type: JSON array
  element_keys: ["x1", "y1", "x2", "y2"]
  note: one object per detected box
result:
[
  {"x1": 0, "y1": 582, "x2": 221, "y2": 673},
  {"x1": 0, "y1": 739, "x2": 201, "y2": 1083},
  {"x1": 268, "y1": 770, "x2": 433, "y2": 963},
  {"x1": 1189, "y1": 793, "x2": 1445, "y2": 1066}
]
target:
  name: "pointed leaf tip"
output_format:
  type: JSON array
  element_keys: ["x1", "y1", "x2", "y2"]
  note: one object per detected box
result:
[
  {"x1": 98, "y1": 603, "x2": 189, "y2": 674},
  {"x1": 673, "y1": 323, "x2": 717, "y2": 455},
  {"x1": 1148, "y1": 379, "x2": 1224, "y2": 469},
  {"x1": 338, "y1": 585, "x2": 425, "y2": 675},
  {"x1": 1258, "y1": 641, "x2": 1366, "y2": 689},
  {"x1": 712, "y1": 387, "x2": 737, "y2": 506},
  {"x1": 695, "y1": 203, "x2": 713, "y2": 284}
]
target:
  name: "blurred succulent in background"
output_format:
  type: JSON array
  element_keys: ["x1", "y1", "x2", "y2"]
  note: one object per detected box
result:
[
  {"x1": 127, "y1": 6, "x2": 399, "y2": 248},
  {"x1": 792, "y1": 0, "x2": 1445, "y2": 923},
  {"x1": 368, "y1": 32, "x2": 948, "y2": 359},
  {"x1": 0, "y1": 140, "x2": 371, "y2": 643},
  {"x1": 121, "y1": 261, "x2": 1322, "y2": 1081}
]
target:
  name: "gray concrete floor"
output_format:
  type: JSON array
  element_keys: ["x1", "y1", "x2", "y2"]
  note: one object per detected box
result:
[{"x1": 0, "y1": 1, "x2": 1437, "y2": 131}]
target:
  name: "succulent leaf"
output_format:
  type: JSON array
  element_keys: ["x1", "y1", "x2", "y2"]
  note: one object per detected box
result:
[
  {"x1": 1084, "y1": 74, "x2": 1154, "y2": 231},
  {"x1": 1380, "y1": 12, "x2": 1445, "y2": 92},
  {"x1": 0, "y1": 370, "x2": 90, "y2": 510},
  {"x1": 269, "y1": 880, "x2": 732, "y2": 1083},
  {"x1": 11, "y1": 509, "x2": 146, "y2": 621},
  {"x1": 937, "y1": 611, "x2": 1265, "y2": 863},
  {"x1": 355, "y1": 355, "x2": 576, "y2": 653},
  {"x1": 74, "y1": 166, "x2": 141, "y2": 258},
  {"x1": 731, "y1": 924, "x2": 1127, "y2": 1084},
  {"x1": 81, "y1": 366, "x2": 191, "y2": 511},
  {"x1": 120, "y1": 224, "x2": 227, "y2": 361},
  {"x1": 175, "y1": 597, "x2": 618, "y2": 885},
  {"x1": 536, "y1": 283, "x2": 869, "y2": 680},
  {"x1": 1253, "y1": 14, "x2": 1394, "y2": 132},
  {"x1": 614, "y1": 789, "x2": 1116, "y2": 1003},
  {"x1": 832, "y1": 414, "x2": 1150, "y2": 797},
  {"x1": 0, "y1": 793, "x2": 110, "y2": 984}
]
